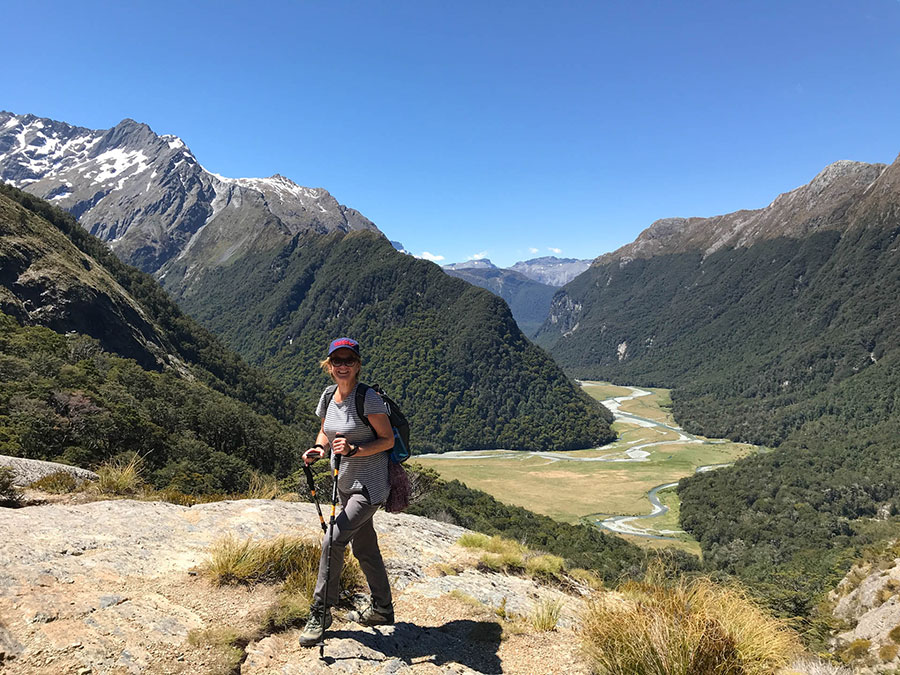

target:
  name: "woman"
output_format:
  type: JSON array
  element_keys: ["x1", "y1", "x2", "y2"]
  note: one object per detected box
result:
[{"x1": 298, "y1": 337, "x2": 396, "y2": 647}]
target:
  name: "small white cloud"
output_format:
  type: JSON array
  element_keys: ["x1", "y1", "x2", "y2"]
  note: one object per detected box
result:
[
  {"x1": 529, "y1": 247, "x2": 539, "y2": 254},
  {"x1": 467, "y1": 251, "x2": 489, "y2": 261},
  {"x1": 548, "y1": 247, "x2": 562, "y2": 254},
  {"x1": 418, "y1": 251, "x2": 445, "y2": 262}
]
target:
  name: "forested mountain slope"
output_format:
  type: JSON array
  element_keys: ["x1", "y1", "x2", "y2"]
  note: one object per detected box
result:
[
  {"x1": 0, "y1": 184, "x2": 322, "y2": 492},
  {"x1": 536, "y1": 154, "x2": 900, "y2": 624},
  {"x1": 177, "y1": 230, "x2": 614, "y2": 453},
  {"x1": 0, "y1": 183, "x2": 309, "y2": 422}
]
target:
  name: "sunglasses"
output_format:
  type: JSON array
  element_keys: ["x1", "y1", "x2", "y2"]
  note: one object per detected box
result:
[{"x1": 330, "y1": 357, "x2": 359, "y2": 367}]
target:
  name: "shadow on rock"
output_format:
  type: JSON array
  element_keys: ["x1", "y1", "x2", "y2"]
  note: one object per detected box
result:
[{"x1": 326, "y1": 619, "x2": 503, "y2": 674}]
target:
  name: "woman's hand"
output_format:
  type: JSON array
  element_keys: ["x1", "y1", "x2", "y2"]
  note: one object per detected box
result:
[
  {"x1": 303, "y1": 446, "x2": 325, "y2": 465},
  {"x1": 331, "y1": 435, "x2": 352, "y2": 456}
]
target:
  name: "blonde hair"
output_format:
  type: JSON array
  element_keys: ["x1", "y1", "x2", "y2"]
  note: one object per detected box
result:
[{"x1": 320, "y1": 355, "x2": 361, "y2": 383}]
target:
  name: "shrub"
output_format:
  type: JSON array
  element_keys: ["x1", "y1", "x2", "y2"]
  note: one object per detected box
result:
[
  {"x1": 580, "y1": 568, "x2": 801, "y2": 675},
  {"x1": 96, "y1": 453, "x2": 145, "y2": 495},
  {"x1": 29, "y1": 470, "x2": 81, "y2": 493},
  {"x1": 531, "y1": 597, "x2": 563, "y2": 632},
  {"x1": 0, "y1": 466, "x2": 22, "y2": 506}
]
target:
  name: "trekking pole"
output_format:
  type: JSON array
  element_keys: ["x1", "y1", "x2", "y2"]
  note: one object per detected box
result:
[
  {"x1": 302, "y1": 463, "x2": 327, "y2": 534},
  {"x1": 320, "y1": 435, "x2": 343, "y2": 658}
]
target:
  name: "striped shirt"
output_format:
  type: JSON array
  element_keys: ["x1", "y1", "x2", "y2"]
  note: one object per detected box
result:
[{"x1": 316, "y1": 383, "x2": 390, "y2": 505}]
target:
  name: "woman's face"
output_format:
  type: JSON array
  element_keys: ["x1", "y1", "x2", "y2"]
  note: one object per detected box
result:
[{"x1": 329, "y1": 348, "x2": 360, "y2": 383}]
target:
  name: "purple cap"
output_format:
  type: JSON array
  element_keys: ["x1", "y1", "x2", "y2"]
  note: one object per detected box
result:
[{"x1": 328, "y1": 337, "x2": 360, "y2": 357}]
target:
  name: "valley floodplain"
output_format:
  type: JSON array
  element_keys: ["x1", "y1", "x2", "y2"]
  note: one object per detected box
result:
[{"x1": 414, "y1": 381, "x2": 757, "y2": 552}]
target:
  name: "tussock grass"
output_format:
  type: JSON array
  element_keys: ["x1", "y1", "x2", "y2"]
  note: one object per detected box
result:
[
  {"x1": 531, "y1": 597, "x2": 563, "y2": 632},
  {"x1": 204, "y1": 534, "x2": 365, "y2": 613},
  {"x1": 569, "y1": 567, "x2": 605, "y2": 591},
  {"x1": 580, "y1": 567, "x2": 801, "y2": 675},
  {"x1": 245, "y1": 471, "x2": 280, "y2": 500},
  {"x1": 525, "y1": 553, "x2": 566, "y2": 580},
  {"x1": 96, "y1": 453, "x2": 145, "y2": 495},
  {"x1": 261, "y1": 592, "x2": 312, "y2": 632},
  {"x1": 204, "y1": 535, "x2": 321, "y2": 585},
  {"x1": 187, "y1": 626, "x2": 245, "y2": 675},
  {"x1": 837, "y1": 638, "x2": 871, "y2": 664},
  {"x1": 890, "y1": 624, "x2": 900, "y2": 643},
  {"x1": 879, "y1": 643, "x2": 899, "y2": 662},
  {"x1": 458, "y1": 533, "x2": 573, "y2": 584},
  {"x1": 29, "y1": 470, "x2": 82, "y2": 493}
]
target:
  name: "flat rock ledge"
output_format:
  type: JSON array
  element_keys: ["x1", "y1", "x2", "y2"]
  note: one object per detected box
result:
[
  {"x1": 0, "y1": 454, "x2": 99, "y2": 485},
  {"x1": 0, "y1": 499, "x2": 590, "y2": 674}
]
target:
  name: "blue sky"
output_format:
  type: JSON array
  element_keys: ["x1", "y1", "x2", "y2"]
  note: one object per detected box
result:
[{"x1": 5, "y1": 1, "x2": 900, "y2": 267}]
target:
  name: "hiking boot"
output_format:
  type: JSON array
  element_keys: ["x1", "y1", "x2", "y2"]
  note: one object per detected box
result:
[
  {"x1": 298, "y1": 607, "x2": 332, "y2": 647},
  {"x1": 349, "y1": 602, "x2": 394, "y2": 626}
]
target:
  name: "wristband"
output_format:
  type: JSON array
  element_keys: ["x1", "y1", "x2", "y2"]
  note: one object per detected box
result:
[
  {"x1": 346, "y1": 444, "x2": 359, "y2": 457},
  {"x1": 313, "y1": 443, "x2": 325, "y2": 450}
]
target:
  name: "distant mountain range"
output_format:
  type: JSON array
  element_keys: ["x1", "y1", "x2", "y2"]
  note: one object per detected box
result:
[
  {"x1": 0, "y1": 111, "x2": 613, "y2": 453},
  {"x1": 442, "y1": 256, "x2": 590, "y2": 286},
  {"x1": 439, "y1": 256, "x2": 591, "y2": 336}
]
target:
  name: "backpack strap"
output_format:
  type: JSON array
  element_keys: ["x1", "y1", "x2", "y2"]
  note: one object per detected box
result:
[
  {"x1": 355, "y1": 383, "x2": 375, "y2": 434},
  {"x1": 322, "y1": 383, "x2": 339, "y2": 412}
]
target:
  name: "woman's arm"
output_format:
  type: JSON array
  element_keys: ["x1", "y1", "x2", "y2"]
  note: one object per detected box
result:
[{"x1": 332, "y1": 413, "x2": 394, "y2": 457}]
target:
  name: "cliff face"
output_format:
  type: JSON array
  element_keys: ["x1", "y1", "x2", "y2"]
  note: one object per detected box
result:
[{"x1": 0, "y1": 499, "x2": 588, "y2": 674}]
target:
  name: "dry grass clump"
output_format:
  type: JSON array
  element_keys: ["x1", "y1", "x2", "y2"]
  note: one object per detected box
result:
[
  {"x1": 837, "y1": 638, "x2": 871, "y2": 664},
  {"x1": 457, "y1": 533, "x2": 571, "y2": 584},
  {"x1": 244, "y1": 471, "x2": 281, "y2": 500},
  {"x1": 525, "y1": 553, "x2": 566, "y2": 580},
  {"x1": 95, "y1": 454, "x2": 145, "y2": 495},
  {"x1": 187, "y1": 626, "x2": 245, "y2": 675},
  {"x1": 531, "y1": 597, "x2": 564, "y2": 632},
  {"x1": 205, "y1": 533, "x2": 364, "y2": 634},
  {"x1": 29, "y1": 470, "x2": 83, "y2": 493},
  {"x1": 879, "y1": 643, "x2": 899, "y2": 662},
  {"x1": 580, "y1": 568, "x2": 801, "y2": 675},
  {"x1": 569, "y1": 567, "x2": 605, "y2": 591},
  {"x1": 890, "y1": 624, "x2": 900, "y2": 643},
  {"x1": 203, "y1": 535, "x2": 321, "y2": 585}
]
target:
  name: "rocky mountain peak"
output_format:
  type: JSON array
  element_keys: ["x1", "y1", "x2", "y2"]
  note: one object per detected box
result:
[
  {"x1": 442, "y1": 259, "x2": 497, "y2": 271},
  {"x1": 0, "y1": 111, "x2": 381, "y2": 280},
  {"x1": 509, "y1": 257, "x2": 592, "y2": 286},
  {"x1": 596, "y1": 157, "x2": 890, "y2": 265}
]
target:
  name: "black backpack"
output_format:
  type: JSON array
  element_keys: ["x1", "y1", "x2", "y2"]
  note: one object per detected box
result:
[{"x1": 324, "y1": 383, "x2": 410, "y2": 463}]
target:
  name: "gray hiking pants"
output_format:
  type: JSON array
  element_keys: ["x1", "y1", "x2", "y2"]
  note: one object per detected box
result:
[{"x1": 313, "y1": 490, "x2": 392, "y2": 610}]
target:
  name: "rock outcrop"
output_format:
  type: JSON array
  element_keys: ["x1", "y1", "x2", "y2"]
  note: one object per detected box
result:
[
  {"x1": 0, "y1": 499, "x2": 589, "y2": 674},
  {"x1": 829, "y1": 557, "x2": 900, "y2": 673},
  {"x1": 0, "y1": 455, "x2": 98, "y2": 486}
]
